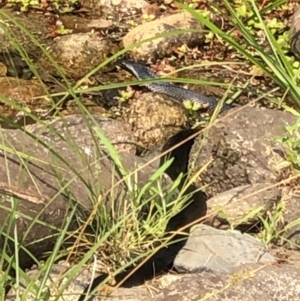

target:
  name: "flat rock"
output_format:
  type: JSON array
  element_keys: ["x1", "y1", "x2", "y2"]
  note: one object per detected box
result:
[
  {"x1": 5, "y1": 263, "x2": 183, "y2": 301},
  {"x1": 189, "y1": 107, "x2": 296, "y2": 197},
  {"x1": 173, "y1": 224, "x2": 275, "y2": 274},
  {"x1": 205, "y1": 184, "x2": 281, "y2": 228},
  {"x1": 8, "y1": 260, "x2": 300, "y2": 301},
  {"x1": 122, "y1": 12, "x2": 204, "y2": 59},
  {"x1": 152, "y1": 264, "x2": 300, "y2": 301}
]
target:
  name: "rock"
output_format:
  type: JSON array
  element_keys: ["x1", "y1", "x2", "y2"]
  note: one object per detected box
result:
[
  {"x1": 5, "y1": 263, "x2": 180, "y2": 301},
  {"x1": 173, "y1": 224, "x2": 275, "y2": 274},
  {"x1": 25, "y1": 114, "x2": 137, "y2": 154},
  {"x1": 290, "y1": 5, "x2": 300, "y2": 60},
  {"x1": 36, "y1": 33, "x2": 119, "y2": 79},
  {"x1": 122, "y1": 12, "x2": 204, "y2": 59},
  {"x1": 55, "y1": 15, "x2": 115, "y2": 38},
  {"x1": 6, "y1": 261, "x2": 102, "y2": 301},
  {"x1": 0, "y1": 77, "x2": 51, "y2": 127},
  {"x1": 0, "y1": 126, "x2": 173, "y2": 270},
  {"x1": 119, "y1": 92, "x2": 188, "y2": 150},
  {"x1": 279, "y1": 195, "x2": 300, "y2": 250},
  {"x1": 283, "y1": 249, "x2": 300, "y2": 269},
  {"x1": 205, "y1": 184, "x2": 282, "y2": 229},
  {"x1": 8, "y1": 261, "x2": 300, "y2": 301},
  {"x1": 152, "y1": 264, "x2": 300, "y2": 301},
  {"x1": 189, "y1": 107, "x2": 296, "y2": 197}
]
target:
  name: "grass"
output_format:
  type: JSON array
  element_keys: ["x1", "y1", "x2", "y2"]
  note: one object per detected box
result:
[
  {"x1": 0, "y1": 11, "x2": 203, "y2": 299},
  {"x1": 1, "y1": 0, "x2": 300, "y2": 300},
  {"x1": 183, "y1": 0, "x2": 300, "y2": 248}
]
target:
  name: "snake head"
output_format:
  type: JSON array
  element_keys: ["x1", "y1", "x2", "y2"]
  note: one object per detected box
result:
[{"x1": 116, "y1": 59, "x2": 159, "y2": 80}]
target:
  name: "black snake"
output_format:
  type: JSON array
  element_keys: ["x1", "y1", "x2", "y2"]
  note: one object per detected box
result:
[{"x1": 116, "y1": 60, "x2": 234, "y2": 112}]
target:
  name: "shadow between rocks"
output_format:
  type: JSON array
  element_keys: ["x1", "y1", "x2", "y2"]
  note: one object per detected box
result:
[{"x1": 79, "y1": 128, "x2": 207, "y2": 300}]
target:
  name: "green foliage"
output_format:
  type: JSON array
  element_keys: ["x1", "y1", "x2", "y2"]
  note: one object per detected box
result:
[
  {"x1": 180, "y1": 0, "x2": 300, "y2": 109},
  {"x1": 183, "y1": 99, "x2": 202, "y2": 111},
  {"x1": 117, "y1": 88, "x2": 135, "y2": 103},
  {"x1": 275, "y1": 117, "x2": 300, "y2": 170},
  {"x1": 259, "y1": 200, "x2": 285, "y2": 245}
]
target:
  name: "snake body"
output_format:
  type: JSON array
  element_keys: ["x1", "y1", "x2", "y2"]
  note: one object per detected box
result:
[{"x1": 116, "y1": 60, "x2": 233, "y2": 112}]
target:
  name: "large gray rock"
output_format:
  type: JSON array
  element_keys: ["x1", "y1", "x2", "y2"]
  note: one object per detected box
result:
[
  {"x1": 173, "y1": 224, "x2": 275, "y2": 274},
  {"x1": 152, "y1": 264, "x2": 300, "y2": 301},
  {"x1": 189, "y1": 107, "x2": 296, "y2": 197},
  {"x1": 7, "y1": 261, "x2": 300, "y2": 301}
]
